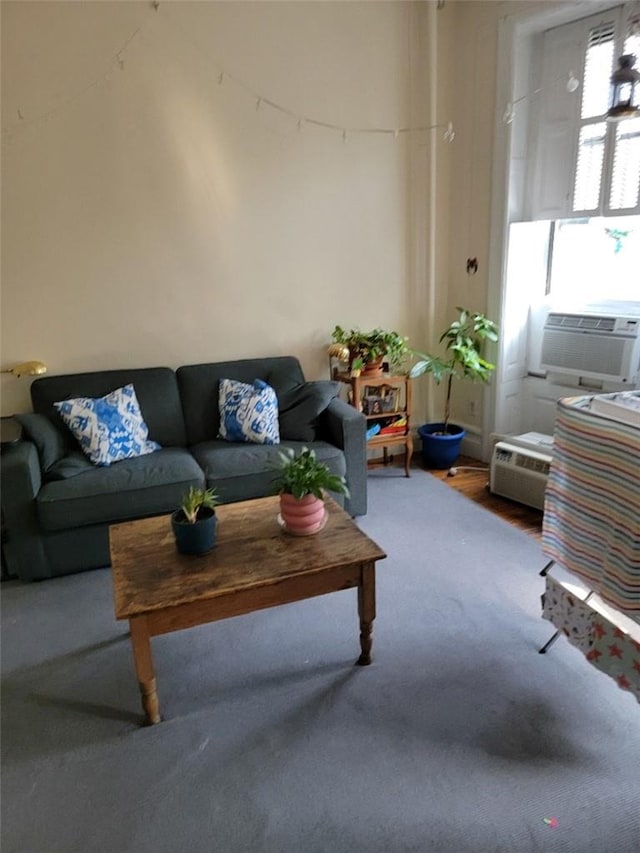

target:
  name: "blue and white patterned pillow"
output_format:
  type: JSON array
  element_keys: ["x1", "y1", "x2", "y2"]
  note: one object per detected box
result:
[
  {"x1": 54, "y1": 384, "x2": 161, "y2": 466},
  {"x1": 218, "y1": 378, "x2": 280, "y2": 445}
]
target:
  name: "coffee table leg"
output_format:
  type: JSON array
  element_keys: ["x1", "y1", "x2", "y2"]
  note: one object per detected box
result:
[
  {"x1": 357, "y1": 561, "x2": 376, "y2": 665},
  {"x1": 129, "y1": 616, "x2": 161, "y2": 725}
]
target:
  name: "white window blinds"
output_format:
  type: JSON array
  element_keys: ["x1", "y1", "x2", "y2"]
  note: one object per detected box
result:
[
  {"x1": 530, "y1": 5, "x2": 640, "y2": 219},
  {"x1": 574, "y1": 123, "x2": 607, "y2": 210},
  {"x1": 608, "y1": 27, "x2": 640, "y2": 211},
  {"x1": 580, "y1": 23, "x2": 615, "y2": 119},
  {"x1": 610, "y1": 118, "x2": 640, "y2": 208}
]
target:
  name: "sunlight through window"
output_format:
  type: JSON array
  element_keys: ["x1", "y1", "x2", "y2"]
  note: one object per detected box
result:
[{"x1": 549, "y1": 216, "x2": 640, "y2": 303}]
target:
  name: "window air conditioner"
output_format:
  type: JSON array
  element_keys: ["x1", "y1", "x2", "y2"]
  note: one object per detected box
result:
[
  {"x1": 489, "y1": 441, "x2": 552, "y2": 511},
  {"x1": 541, "y1": 312, "x2": 640, "y2": 384}
]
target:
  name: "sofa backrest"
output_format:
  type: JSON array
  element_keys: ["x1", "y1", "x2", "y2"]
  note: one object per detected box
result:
[
  {"x1": 30, "y1": 367, "x2": 187, "y2": 448},
  {"x1": 177, "y1": 356, "x2": 305, "y2": 445}
]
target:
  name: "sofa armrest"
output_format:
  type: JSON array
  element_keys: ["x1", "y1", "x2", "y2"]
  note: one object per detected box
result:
[
  {"x1": 321, "y1": 398, "x2": 367, "y2": 516},
  {"x1": 1, "y1": 440, "x2": 42, "y2": 514},
  {"x1": 1, "y1": 441, "x2": 48, "y2": 579}
]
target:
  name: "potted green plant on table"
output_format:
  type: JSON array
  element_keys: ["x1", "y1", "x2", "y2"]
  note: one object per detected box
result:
[
  {"x1": 331, "y1": 326, "x2": 410, "y2": 377},
  {"x1": 409, "y1": 307, "x2": 498, "y2": 469},
  {"x1": 273, "y1": 447, "x2": 350, "y2": 536},
  {"x1": 171, "y1": 486, "x2": 220, "y2": 555}
]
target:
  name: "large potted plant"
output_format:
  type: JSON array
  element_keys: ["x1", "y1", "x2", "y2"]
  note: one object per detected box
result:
[
  {"x1": 331, "y1": 326, "x2": 410, "y2": 377},
  {"x1": 409, "y1": 307, "x2": 498, "y2": 469},
  {"x1": 273, "y1": 447, "x2": 349, "y2": 535},
  {"x1": 171, "y1": 486, "x2": 220, "y2": 555}
]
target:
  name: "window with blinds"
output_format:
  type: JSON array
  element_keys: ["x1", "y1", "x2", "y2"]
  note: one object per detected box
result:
[
  {"x1": 573, "y1": 24, "x2": 615, "y2": 211},
  {"x1": 609, "y1": 26, "x2": 640, "y2": 210},
  {"x1": 611, "y1": 118, "x2": 640, "y2": 208},
  {"x1": 572, "y1": 14, "x2": 640, "y2": 216},
  {"x1": 529, "y1": 5, "x2": 640, "y2": 220}
]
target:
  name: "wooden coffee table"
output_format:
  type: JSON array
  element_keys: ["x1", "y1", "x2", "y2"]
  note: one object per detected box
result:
[{"x1": 109, "y1": 495, "x2": 386, "y2": 724}]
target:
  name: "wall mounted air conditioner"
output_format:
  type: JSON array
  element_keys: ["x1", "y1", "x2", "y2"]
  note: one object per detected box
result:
[
  {"x1": 489, "y1": 441, "x2": 552, "y2": 511},
  {"x1": 541, "y1": 311, "x2": 640, "y2": 384}
]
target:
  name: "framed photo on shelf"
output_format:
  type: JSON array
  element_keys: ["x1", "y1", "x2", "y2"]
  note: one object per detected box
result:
[{"x1": 362, "y1": 384, "x2": 400, "y2": 414}]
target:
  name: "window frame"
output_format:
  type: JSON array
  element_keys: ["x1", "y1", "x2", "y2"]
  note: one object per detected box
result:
[{"x1": 530, "y1": 3, "x2": 640, "y2": 221}]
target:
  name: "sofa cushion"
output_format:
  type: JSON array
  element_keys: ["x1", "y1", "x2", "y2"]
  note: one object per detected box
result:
[
  {"x1": 219, "y1": 378, "x2": 280, "y2": 445},
  {"x1": 36, "y1": 448, "x2": 205, "y2": 531},
  {"x1": 54, "y1": 384, "x2": 161, "y2": 466},
  {"x1": 14, "y1": 412, "x2": 68, "y2": 473},
  {"x1": 177, "y1": 357, "x2": 306, "y2": 446},
  {"x1": 190, "y1": 439, "x2": 346, "y2": 505},
  {"x1": 278, "y1": 381, "x2": 341, "y2": 442},
  {"x1": 31, "y1": 367, "x2": 187, "y2": 448}
]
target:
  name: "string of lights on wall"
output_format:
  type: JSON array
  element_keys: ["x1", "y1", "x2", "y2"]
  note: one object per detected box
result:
[
  {"x1": 2, "y1": 2, "x2": 455, "y2": 146},
  {"x1": 502, "y1": 70, "x2": 581, "y2": 125},
  {"x1": 4, "y1": 0, "x2": 639, "y2": 146},
  {"x1": 214, "y1": 68, "x2": 455, "y2": 143},
  {"x1": 1, "y1": 27, "x2": 142, "y2": 142},
  {"x1": 503, "y1": 59, "x2": 640, "y2": 126}
]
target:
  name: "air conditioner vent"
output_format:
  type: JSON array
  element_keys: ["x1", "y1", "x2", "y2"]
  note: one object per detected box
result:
[
  {"x1": 546, "y1": 313, "x2": 617, "y2": 332},
  {"x1": 542, "y1": 330, "x2": 626, "y2": 376},
  {"x1": 514, "y1": 453, "x2": 551, "y2": 475},
  {"x1": 490, "y1": 440, "x2": 552, "y2": 511},
  {"x1": 542, "y1": 311, "x2": 640, "y2": 383}
]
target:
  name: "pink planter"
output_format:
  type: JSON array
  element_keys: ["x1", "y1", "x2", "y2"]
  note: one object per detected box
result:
[{"x1": 279, "y1": 494, "x2": 326, "y2": 535}]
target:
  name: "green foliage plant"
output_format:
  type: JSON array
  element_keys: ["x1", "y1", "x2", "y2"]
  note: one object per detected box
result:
[
  {"x1": 273, "y1": 447, "x2": 350, "y2": 501},
  {"x1": 179, "y1": 486, "x2": 220, "y2": 524},
  {"x1": 331, "y1": 326, "x2": 410, "y2": 373},
  {"x1": 409, "y1": 307, "x2": 498, "y2": 434}
]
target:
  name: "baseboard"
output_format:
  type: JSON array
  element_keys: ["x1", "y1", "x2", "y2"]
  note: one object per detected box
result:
[{"x1": 460, "y1": 431, "x2": 482, "y2": 460}]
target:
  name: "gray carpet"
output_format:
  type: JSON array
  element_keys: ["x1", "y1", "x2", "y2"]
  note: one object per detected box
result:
[{"x1": 2, "y1": 468, "x2": 639, "y2": 853}]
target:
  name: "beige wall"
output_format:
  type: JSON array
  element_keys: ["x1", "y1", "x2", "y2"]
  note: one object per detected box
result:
[
  {"x1": 1, "y1": 0, "x2": 563, "y2": 431},
  {"x1": 1, "y1": 0, "x2": 447, "y2": 415},
  {"x1": 443, "y1": 1, "x2": 584, "y2": 439}
]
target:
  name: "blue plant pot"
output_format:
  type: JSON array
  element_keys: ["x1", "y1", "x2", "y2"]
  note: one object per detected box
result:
[
  {"x1": 171, "y1": 508, "x2": 218, "y2": 555},
  {"x1": 418, "y1": 423, "x2": 466, "y2": 469}
]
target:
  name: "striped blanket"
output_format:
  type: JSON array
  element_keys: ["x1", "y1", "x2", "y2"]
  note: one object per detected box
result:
[{"x1": 542, "y1": 395, "x2": 640, "y2": 622}]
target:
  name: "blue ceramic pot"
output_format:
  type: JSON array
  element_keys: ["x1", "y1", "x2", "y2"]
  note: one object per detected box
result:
[
  {"x1": 171, "y1": 507, "x2": 218, "y2": 555},
  {"x1": 418, "y1": 423, "x2": 466, "y2": 469}
]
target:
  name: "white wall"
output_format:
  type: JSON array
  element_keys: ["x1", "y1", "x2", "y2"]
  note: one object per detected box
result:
[
  {"x1": 439, "y1": 1, "x2": 518, "y2": 448},
  {"x1": 1, "y1": 1, "x2": 444, "y2": 415}
]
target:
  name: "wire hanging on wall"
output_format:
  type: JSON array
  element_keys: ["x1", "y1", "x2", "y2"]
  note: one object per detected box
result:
[
  {"x1": 2, "y1": 3, "x2": 455, "y2": 146},
  {"x1": 2, "y1": 26, "x2": 142, "y2": 141},
  {"x1": 213, "y1": 59, "x2": 455, "y2": 142},
  {"x1": 502, "y1": 70, "x2": 580, "y2": 125}
]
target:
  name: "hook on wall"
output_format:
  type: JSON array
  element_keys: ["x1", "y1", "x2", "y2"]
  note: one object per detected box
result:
[{"x1": 466, "y1": 257, "x2": 478, "y2": 275}]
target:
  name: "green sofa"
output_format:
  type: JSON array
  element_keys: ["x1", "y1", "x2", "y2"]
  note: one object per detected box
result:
[{"x1": 1, "y1": 356, "x2": 366, "y2": 581}]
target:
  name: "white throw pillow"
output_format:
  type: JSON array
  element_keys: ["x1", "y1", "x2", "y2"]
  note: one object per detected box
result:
[
  {"x1": 54, "y1": 384, "x2": 161, "y2": 466},
  {"x1": 218, "y1": 378, "x2": 280, "y2": 445}
]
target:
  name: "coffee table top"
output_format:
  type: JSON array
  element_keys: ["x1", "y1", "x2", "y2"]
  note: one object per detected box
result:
[{"x1": 110, "y1": 495, "x2": 386, "y2": 619}]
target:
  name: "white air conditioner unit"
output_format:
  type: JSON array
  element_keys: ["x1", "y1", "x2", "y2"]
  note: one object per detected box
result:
[
  {"x1": 489, "y1": 441, "x2": 552, "y2": 511},
  {"x1": 541, "y1": 311, "x2": 640, "y2": 384}
]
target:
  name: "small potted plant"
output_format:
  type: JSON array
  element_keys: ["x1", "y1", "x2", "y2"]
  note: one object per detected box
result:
[
  {"x1": 331, "y1": 326, "x2": 410, "y2": 377},
  {"x1": 409, "y1": 307, "x2": 498, "y2": 468},
  {"x1": 171, "y1": 486, "x2": 220, "y2": 555},
  {"x1": 273, "y1": 447, "x2": 350, "y2": 535}
]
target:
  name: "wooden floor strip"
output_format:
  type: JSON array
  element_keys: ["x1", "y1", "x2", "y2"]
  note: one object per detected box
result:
[{"x1": 369, "y1": 452, "x2": 543, "y2": 540}]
